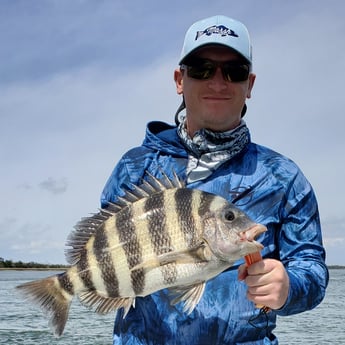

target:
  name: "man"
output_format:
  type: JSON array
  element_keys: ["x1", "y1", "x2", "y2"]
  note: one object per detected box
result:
[{"x1": 101, "y1": 15, "x2": 328, "y2": 344}]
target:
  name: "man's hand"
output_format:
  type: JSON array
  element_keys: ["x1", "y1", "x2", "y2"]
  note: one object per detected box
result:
[{"x1": 238, "y1": 259, "x2": 290, "y2": 310}]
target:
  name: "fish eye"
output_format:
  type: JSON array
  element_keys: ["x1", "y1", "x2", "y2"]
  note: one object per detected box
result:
[{"x1": 224, "y1": 210, "x2": 235, "y2": 221}]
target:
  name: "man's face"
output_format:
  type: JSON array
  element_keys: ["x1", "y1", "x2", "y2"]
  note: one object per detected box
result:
[{"x1": 175, "y1": 46, "x2": 256, "y2": 136}]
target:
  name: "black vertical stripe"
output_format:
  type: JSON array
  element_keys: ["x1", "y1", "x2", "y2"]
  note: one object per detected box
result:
[
  {"x1": 77, "y1": 248, "x2": 95, "y2": 290},
  {"x1": 198, "y1": 191, "x2": 216, "y2": 218},
  {"x1": 145, "y1": 191, "x2": 177, "y2": 285},
  {"x1": 93, "y1": 225, "x2": 120, "y2": 297},
  {"x1": 57, "y1": 272, "x2": 74, "y2": 295},
  {"x1": 115, "y1": 206, "x2": 145, "y2": 295},
  {"x1": 174, "y1": 188, "x2": 198, "y2": 245}
]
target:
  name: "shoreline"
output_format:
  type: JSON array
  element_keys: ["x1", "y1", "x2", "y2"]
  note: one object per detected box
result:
[
  {"x1": 0, "y1": 267, "x2": 68, "y2": 271},
  {"x1": 1, "y1": 266, "x2": 344, "y2": 271}
]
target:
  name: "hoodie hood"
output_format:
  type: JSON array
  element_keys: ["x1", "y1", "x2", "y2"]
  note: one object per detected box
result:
[{"x1": 142, "y1": 121, "x2": 188, "y2": 158}]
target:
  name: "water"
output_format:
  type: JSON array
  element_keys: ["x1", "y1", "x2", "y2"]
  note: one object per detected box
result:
[
  {"x1": 0, "y1": 270, "x2": 114, "y2": 345},
  {"x1": 0, "y1": 269, "x2": 344, "y2": 344},
  {"x1": 276, "y1": 268, "x2": 345, "y2": 344}
]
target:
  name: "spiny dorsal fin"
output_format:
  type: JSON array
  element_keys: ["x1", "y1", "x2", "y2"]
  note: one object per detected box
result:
[
  {"x1": 65, "y1": 170, "x2": 185, "y2": 265},
  {"x1": 65, "y1": 212, "x2": 112, "y2": 265},
  {"x1": 104, "y1": 170, "x2": 184, "y2": 209},
  {"x1": 145, "y1": 170, "x2": 185, "y2": 190}
]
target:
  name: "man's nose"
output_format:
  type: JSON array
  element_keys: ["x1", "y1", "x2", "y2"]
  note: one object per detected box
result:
[{"x1": 207, "y1": 67, "x2": 227, "y2": 90}]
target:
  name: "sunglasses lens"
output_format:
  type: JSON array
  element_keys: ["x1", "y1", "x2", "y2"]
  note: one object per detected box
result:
[
  {"x1": 223, "y1": 63, "x2": 250, "y2": 82},
  {"x1": 186, "y1": 60, "x2": 215, "y2": 80},
  {"x1": 183, "y1": 58, "x2": 250, "y2": 82}
]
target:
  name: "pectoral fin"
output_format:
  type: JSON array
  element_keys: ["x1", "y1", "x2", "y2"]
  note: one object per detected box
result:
[
  {"x1": 169, "y1": 282, "x2": 206, "y2": 314},
  {"x1": 130, "y1": 242, "x2": 212, "y2": 272}
]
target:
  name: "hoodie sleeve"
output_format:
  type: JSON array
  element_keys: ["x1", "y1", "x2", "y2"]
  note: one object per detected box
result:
[
  {"x1": 275, "y1": 170, "x2": 329, "y2": 316},
  {"x1": 101, "y1": 158, "x2": 130, "y2": 208},
  {"x1": 100, "y1": 145, "x2": 160, "y2": 207}
]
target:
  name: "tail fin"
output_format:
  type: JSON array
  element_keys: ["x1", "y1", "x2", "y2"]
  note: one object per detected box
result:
[{"x1": 16, "y1": 274, "x2": 73, "y2": 337}]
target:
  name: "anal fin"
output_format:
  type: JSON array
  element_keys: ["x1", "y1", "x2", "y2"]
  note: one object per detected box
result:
[{"x1": 79, "y1": 290, "x2": 135, "y2": 316}]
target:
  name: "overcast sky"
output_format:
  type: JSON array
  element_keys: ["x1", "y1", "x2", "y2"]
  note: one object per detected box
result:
[{"x1": 1, "y1": 0, "x2": 344, "y2": 266}]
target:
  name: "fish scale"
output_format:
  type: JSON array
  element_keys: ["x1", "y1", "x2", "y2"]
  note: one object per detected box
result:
[
  {"x1": 93, "y1": 227, "x2": 119, "y2": 297},
  {"x1": 174, "y1": 188, "x2": 199, "y2": 245},
  {"x1": 138, "y1": 190, "x2": 179, "y2": 287},
  {"x1": 77, "y1": 244, "x2": 95, "y2": 290},
  {"x1": 16, "y1": 172, "x2": 266, "y2": 337},
  {"x1": 115, "y1": 205, "x2": 144, "y2": 295}
]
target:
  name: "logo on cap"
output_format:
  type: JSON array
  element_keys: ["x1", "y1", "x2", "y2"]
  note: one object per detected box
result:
[{"x1": 195, "y1": 25, "x2": 239, "y2": 41}]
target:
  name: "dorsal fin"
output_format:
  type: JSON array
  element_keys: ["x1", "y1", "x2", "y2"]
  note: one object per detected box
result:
[
  {"x1": 65, "y1": 212, "x2": 112, "y2": 265},
  {"x1": 145, "y1": 170, "x2": 184, "y2": 190},
  {"x1": 65, "y1": 170, "x2": 185, "y2": 265}
]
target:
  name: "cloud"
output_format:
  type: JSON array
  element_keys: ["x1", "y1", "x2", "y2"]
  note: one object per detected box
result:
[
  {"x1": 11, "y1": 239, "x2": 64, "y2": 254},
  {"x1": 320, "y1": 217, "x2": 345, "y2": 265},
  {"x1": 0, "y1": 218, "x2": 66, "y2": 263},
  {"x1": 0, "y1": 217, "x2": 18, "y2": 240},
  {"x1": 322, "y1": 217, "x2": 345, "y2": 241},
  {"x1": 1, "y1": 1, "x2": 344, "y2": 266},
  {"x1": 18, "y1": 183, "x2": 33, "y2": 190},
  {"x1": 324, "y1": 238, "x2": 345, "y2": 248},
  {"x1": 38, "y1": 177, "x2": 68, "y2": 195}
]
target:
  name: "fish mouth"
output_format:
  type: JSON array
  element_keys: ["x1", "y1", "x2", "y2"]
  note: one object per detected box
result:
[
  {"x1": 201, "y1": 223, "x2": 267, "y2": 261},
  {"x1": 239, "y1": 224, "x2": 267, "y2": 243}
]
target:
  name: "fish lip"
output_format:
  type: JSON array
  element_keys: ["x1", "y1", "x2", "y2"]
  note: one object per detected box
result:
[
  {"x1": 201, "y1": 224, "x2": 266, "y2": 261},
  {"x1": 239, "y1": 224, "x2": 267, "y2": 242}
]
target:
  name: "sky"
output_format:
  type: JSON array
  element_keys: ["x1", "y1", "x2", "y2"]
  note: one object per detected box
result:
[{"x1": 1, "y1": 0, "x2": 344, "y2": 266}]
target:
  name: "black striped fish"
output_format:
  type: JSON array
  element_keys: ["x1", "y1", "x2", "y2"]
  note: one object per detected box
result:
[{"x1": 16, "y1": 172, "x2": 266, "y2": 337}]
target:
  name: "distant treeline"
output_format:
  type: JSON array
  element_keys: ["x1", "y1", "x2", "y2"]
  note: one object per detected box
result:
[
  {"x1": 0, "y1": 257, "x2": 69, "y2": 269},
  {"x1": 0, "y1": 257, "x2": 343, "y2": 270}
]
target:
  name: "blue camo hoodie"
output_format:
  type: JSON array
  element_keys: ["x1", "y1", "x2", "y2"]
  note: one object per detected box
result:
[{"x1": 101, "y1": 121, "x2": 328, "y2": 345}]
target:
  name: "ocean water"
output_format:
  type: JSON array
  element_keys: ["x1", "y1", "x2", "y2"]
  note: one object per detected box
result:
[
  {"x1": 0, "y1": 269, "x2": 344, "y2": 344},
  {"x1": 0, "y1": 270, "x2": 114, "y2": 345}
]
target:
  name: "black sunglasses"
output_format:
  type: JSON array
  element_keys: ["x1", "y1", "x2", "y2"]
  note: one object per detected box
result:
[{"x1": 181, "y1": 58, "x2": 251, "y2": 82}]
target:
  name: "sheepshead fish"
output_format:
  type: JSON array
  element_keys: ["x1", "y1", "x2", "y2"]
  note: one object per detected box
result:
[{"x1": 16, "y1": 172, "x2": 266, "y2": 337}]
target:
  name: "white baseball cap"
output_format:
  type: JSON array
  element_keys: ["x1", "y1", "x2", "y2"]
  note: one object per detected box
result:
[{"x1": 179, "y1": 15, "x2": 252, "y2": 65}]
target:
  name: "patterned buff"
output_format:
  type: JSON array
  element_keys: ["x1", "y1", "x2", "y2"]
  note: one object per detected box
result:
[{"x1": 177, "y1": 116, "x2": 250, "y2": 183}]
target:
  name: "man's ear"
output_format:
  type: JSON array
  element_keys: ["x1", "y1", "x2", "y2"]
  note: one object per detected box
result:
[
  {"x1": 174, "y1": 68, "x2": 183, "y2": 95},
  {"x1": 246, "y1": 73, "x2": 256, "y2": 99}
]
